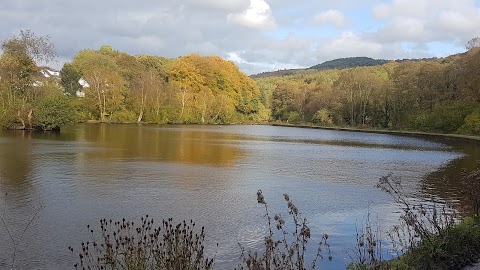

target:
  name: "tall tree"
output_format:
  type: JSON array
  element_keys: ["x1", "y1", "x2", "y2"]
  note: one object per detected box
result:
[
  {"x1": 60, "y1": 63, "x2": 82, "y2": 96},
  {"x1": 169, "y1": 57, "x2": 205, "y2": 122},
  {"x1": 0, "y1": 30, "x2": 56, "y2": 129},
  {"x1": 466, "y1": 37, "x2": 480, "y2": 50},
  {"x1": 72, "y1": 50, "x2": 126, "y2": 122}
]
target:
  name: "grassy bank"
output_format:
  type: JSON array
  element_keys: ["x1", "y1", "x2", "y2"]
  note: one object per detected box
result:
[
  {"x1": 348, "y1": 171, "x2": 480, "y2": 270},
  {"x1": 386, "y1": 216, "x2": 480, "y2": 270}
]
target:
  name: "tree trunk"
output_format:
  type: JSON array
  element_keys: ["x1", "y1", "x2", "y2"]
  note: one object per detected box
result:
[
  {"x1": 17, "y1": 110, "x2": 25, "y2": 129},
  {"x1": 27, "y1": 109, "x2": 33, "y2": 128}
]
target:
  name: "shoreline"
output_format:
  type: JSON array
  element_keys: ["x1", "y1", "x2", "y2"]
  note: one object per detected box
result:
[
  {"x1": 269, "y1": 122, "x2": 480, "y2": 145},
  {"x1": 76, "y1": 120, "x2": 480, "y2": 145}
]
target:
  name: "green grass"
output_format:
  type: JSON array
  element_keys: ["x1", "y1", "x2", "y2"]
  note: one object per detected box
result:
[{"x1": 390, "y1": 217, "x2": 480, "y2": 270}]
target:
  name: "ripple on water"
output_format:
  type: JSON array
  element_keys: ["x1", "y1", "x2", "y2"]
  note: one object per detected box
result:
[{"x1": 0, "y1": 125, "x2": 472, "y2": 270}]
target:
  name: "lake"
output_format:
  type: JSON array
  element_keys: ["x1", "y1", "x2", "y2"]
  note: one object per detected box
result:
[{"x1": 0, "y1": 124, "x2": 478, "y2": 269}]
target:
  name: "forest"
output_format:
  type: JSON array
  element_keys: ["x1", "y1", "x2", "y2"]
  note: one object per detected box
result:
[
  {"x1": 258, "y1": 44, "x2": 480, "y2": 135},
  {"x1": 0, "y1": 30, "x2": 479, "y2": 135},
  {"x1": 0, "y1": 31, "x2": 267, "y2": 130}
]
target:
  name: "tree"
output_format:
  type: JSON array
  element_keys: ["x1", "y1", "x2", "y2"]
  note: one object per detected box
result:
[
  {"x1": 169, "y1": 57, "x2": 205, "y2": 122},
  {"x1": 33, "y1": 93, "x2": 77, "y2": 131},
  {"x1": 72, "y1": 49, "x2": 126, "y2": 122},
  {"x1": 0, "y1": 30, "x2": 56, "y2": 129},
  {"x1": 136, "y1": 55, "x2": 173, "y2": 122},
  {"x1": 271, "y1": 82, "x2": 296, "y2": 121},
  {"x1": 334, "y1": 68, "x2": 380, "y2": 126},
  {"x1": 1, "y1": 29, "x2": 56, "y2": 64},
  {"x1": 466, "y1": 37, "x2": 480, "y2": 50},
  {"x1": 60, "y1": 63, "x2": 82, "y2": 96}
]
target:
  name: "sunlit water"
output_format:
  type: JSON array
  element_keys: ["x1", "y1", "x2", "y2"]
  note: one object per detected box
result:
[{"x1": 0, "y1": 124, "x2": 476, "y2": 269}]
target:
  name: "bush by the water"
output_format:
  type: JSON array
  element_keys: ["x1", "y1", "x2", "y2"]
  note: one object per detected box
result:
[
  {"x1": 70, "y1": 216, "x2": 214, "y2": 270},
  {"x1": 349, "y1": 172, "x2": 480, "y2": 270},
  {"x1": 235, "y1": 191, "x2": 331, "y2": 270}
]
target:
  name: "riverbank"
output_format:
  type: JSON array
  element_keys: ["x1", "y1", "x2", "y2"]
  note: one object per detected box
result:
[
  {"x1": 388, "y1": 217, "x2": 480, "y2": 270},
  {"x1": 270, "y1": 122, "x2": 480, "y2": 144},
  {"x1": 80, "y1": 120, "x2": 480, "y2": 144}
]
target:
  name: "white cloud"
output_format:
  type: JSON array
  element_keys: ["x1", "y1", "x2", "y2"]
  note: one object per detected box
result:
[
  {"x1": 1, "y1": 0, "x2": 479, "y2": 75},
  {"x1": 227, "y1": 0, "x2": 276, "y2": 30},
  {"x1": 374, "y1": 18, "x2": 428, "y2": 42},
  {"x1": 314, "y1": 9, "x2": 348, "y2": 28},
  {"x1": 373, "y1": 0, "x2": 429, "y2": 19},
  {"x1": 436, "y1": 10, "x2": 479, "y2": 36},
  {"x1": 316, "y1": 31, "x2": 384, "y2": 61},
  {"x1": 184, "y1": 0, "x2": 249, "y2": 12},
  {"x1": 371, "y1": 0, "x2": 480, "y2": 43},
  {"x1": 227, "y1": 52, "x2": 247, "y2": 64},
  {"x1": 227, "y1": 51, "x2": 305, "y2": 75}
]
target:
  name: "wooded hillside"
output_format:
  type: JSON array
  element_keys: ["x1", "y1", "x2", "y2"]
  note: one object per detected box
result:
[
  {"x1": 257, "y1": 48, "x2": 480, "y2": 135},
  {"x1": 1, "y1": 30, "x2": 479, "y2": 135},
  {"x1": 0, "y1": 31, "x2": 268, "y2": 129},
  {"x1": 68, "y1": 47, "x2": 266, "y2": 124}
]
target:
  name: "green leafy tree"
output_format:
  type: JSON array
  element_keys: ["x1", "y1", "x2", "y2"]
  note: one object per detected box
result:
[
  {"x1": 271, "y1": 82, "x2": 296, "y2": 121},
  {"x1": 72, "y1": 49, "x2": 126, "y2": 121},
  {"x1": 458, "y1": 110, "x2": 480, "y2": 135},
  {"x1": 60, "y1": 63, "x2": 82, "y2": 96},
  {"x1": 33, "y1": 94, "x2": 77, "y2": 131},
  {"x1": 0, "y1": 30, "x2": 56, "y2": 129}
]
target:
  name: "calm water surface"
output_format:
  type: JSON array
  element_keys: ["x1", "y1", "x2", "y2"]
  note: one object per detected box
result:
[{"x1": 0, "y1": 124, "x2": 477, "y2": 269}]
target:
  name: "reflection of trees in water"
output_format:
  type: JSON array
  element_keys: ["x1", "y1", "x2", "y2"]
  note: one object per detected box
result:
[
  {"x1": 0, "y1": 131, "x2": 34, "y2": 191},
  {"x1": 421, "y1": 139, "x2": 480, "y2": 215},
  {"x1": 79, "y1": 124, "x2": 242, "y2": 166},
  {"x1": 0, "y1": 131, "x2": 46, "y2": 270}
]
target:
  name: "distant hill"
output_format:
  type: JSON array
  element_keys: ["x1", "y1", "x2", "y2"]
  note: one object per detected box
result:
[
  {"x1": 309, "y1": 57, "x2": 388, "y2": 70},
  {"x1": 250, "y1": 56, "x2": 445, "y2": 79},
  {"x1": 250, "y1": 69, "x2": 305, "y2": 79}
]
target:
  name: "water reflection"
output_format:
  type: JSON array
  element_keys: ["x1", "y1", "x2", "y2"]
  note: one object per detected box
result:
[
  {"x1": 0, "y1": 131, "x2": 34, "y2": 190},
  {"x1": 0, "y1": 124, "x2": 478, "y2": 269},
  {"x1": 73, "y1": 124, "x2": 242, "y2": 166},
  {"x1": 421, "y1": 139, "x2": 480, "y2": 215}
]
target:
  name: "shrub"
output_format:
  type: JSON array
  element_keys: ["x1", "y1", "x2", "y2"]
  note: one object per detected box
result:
[
  {"x1": 236, "y1": 191, "x2": 331, "y2": 270},
  {"x1": 347, "y1": 212, "x2": 385, "y2": 270},
  {"x1": 109, "y1": 110, "x2": 137, "y2": 123},
  {"x1": 395, "y1": 217, "x2": 480, "y2": 270},
  {"x1": 374, "y1": 173, "x2": 480, "y2": 269},
  {"x1": 412, "y1": 105, "x2": 474, "y2": 133},
  {"x1": 287, "y1": 111, "x2": 303, "y2": 124},
  {"x1": 70, "y1": 216, "x2": 214, "y2": 270},
  {"x1": 33, "y1": 94, "x2": 77, "y2": 131},
  {"x1": 458, "y1": 110, "x2": 480, "y2": 135},
  {"x1": 312, "y1": 109, "x2": 333, "y2": 125}
]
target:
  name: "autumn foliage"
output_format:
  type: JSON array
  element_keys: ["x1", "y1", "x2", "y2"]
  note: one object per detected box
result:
[
  {"x1": 69, "y1": 48, "x2": 265, "y2": 124},
  {"x1": 2, "y1": 30, "x2": 480, "y2": 135},
  {"x1": 260, "y1": 48, "x2": 480, "y2": 135}
]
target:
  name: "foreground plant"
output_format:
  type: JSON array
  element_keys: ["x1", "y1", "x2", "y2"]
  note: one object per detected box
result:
[
  {"x1": 70, "y1": 216, "x2": 214, "y2": 270},
  {"x1": 377, "y1": 174, "x2": 456, "y2": 254},
  {"x1": 347, "y1": 212, "x2": 385, "y2": 270},
  {"x1": 373, "y1": 173, "x2": 480, "y2": 270},
  {"x1": 236, "y1": 190, "x2": 331, "y2": 270}
]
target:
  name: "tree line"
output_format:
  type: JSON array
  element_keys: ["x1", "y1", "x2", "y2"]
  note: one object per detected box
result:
[
  {"x1": 0, "y1": 30, "x2": 77, "y2": 131},
  {"x1": 1, "y1": 30, "x2": 480, "y2": 135},
  {"x1": 259, "y1": 44, "x2": 480, "y2": 135},
  {"x1": 65, "y1": 45, "x2": 267, "y2": 124},
  {"x1": 0, "y1": 31, "x2": 267, "y2": 130}
]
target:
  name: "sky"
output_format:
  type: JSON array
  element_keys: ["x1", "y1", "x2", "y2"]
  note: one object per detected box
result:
[{"x1": 1, "y1": 0, "x2": 479, "y2": 75}]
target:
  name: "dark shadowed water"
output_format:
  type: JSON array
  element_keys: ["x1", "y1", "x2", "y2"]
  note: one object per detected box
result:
[{"x1": 0, "y1": 124, "x2": 478, "y2": 269}]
